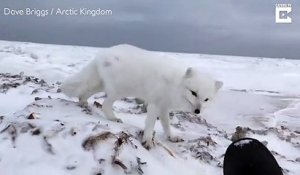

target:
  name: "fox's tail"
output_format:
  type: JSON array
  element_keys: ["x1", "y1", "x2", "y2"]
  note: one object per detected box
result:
[{"x1": 60, "y1": 59, "x2": 103, "y2": 100}]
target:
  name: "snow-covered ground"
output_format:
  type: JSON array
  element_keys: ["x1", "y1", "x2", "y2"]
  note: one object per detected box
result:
[{"x1": 0, "y1": 40, "x2": 299, "y2": 175}]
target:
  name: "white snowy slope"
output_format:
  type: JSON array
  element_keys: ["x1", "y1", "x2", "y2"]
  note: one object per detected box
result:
[{"x1": 0, "y1": 40, "x2": 299, "y2": 175}]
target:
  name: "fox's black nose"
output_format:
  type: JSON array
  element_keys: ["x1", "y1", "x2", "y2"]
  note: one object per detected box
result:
[{"x1": 194, "y1": 109, "x2": 200, "y2": 114}]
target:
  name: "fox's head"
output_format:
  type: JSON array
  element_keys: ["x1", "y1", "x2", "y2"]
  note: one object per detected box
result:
[{"x1": 180, "y1": 67, "x2": 223, "y2": 114}]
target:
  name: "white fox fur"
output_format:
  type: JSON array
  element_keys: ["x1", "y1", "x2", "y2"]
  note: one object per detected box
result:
[{"x1": 61, "y1": 44, "x2": 222, "y2": 149}]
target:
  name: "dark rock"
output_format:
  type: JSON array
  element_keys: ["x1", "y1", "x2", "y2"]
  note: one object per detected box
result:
[
  {"x1": 31, "y1": 128, "x2": 41, "y2": 135},
  {"x1": 34, "y1": 97, "x2": 42, "y2": 101},
  {"x1": 231, "y1": 126, "x2": 248, "y2": 142},
  {"x1": 27, "y1": 113, "x2": 36, "y2": 119}
]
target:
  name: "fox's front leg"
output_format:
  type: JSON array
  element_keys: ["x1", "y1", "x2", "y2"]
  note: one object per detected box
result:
[
  {"x1": 102, "y1": 97, "x2": 122, "y2": 123},
  {"x1": 78, "y1": 96, "x2": 89, "y2": 107},
  {"x1": 142, "y1": 104, "x2": 160, "y2": 149},
  {"x1": 159, "y1": 115, "x2": 184, "y2": 143}
]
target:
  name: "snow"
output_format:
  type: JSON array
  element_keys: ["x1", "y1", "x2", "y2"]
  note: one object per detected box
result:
[
  {"x1": 0, "y1": 40, "x2": 300, "y2": 175},
  {"x1": 233, "y1": 139, "x2": 252, "y2": 147}
]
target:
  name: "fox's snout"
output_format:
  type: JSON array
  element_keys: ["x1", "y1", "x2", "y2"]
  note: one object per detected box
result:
[{"x1": 194, "y1": 108, "x2": 200, "y2": 114}]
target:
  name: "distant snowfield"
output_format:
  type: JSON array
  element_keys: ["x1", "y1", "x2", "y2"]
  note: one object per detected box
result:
[{"x1": 0, "y1": 40, "x2": 299, "y2": 175}]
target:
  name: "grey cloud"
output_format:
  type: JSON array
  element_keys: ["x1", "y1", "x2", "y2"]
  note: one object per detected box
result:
[{"x1": 0, "y1": 0, "x2": 299, "y2": 59}]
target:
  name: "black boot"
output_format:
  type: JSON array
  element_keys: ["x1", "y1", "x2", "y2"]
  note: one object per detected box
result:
[{"x1": 223, "y1": 138, "x2": 283, "y2": 175}]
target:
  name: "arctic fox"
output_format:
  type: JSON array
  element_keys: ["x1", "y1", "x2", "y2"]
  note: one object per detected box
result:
[{"x1": 61, "y1": 44, "x2": 223, "y2": 149}]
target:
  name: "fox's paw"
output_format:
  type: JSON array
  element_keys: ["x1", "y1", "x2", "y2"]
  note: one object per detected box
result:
[
  {"x1": 142, "y1": 139, "x2": 154, "y2": 150},
  {"x1": 168, "y1": 136, "x2": 184, "y2": 143},
  {"x1": 78, "y1": 102, "x2": 89, "y2": 108}
]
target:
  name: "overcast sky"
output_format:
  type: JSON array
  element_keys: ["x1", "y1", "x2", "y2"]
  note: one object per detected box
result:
[{"x1": 0, "y1": 0, "x2": 299, "y2": 59}]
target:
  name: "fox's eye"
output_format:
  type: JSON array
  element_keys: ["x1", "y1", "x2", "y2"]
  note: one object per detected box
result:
[
  {"x1": 204, "y1": 98, "x2": 209, "y2": 102},
  {"x1": 190, "y1": 90, "x2": 197, "y2": 97}
]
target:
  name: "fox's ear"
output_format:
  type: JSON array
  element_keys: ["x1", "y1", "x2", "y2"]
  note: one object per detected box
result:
[
  {"x1": 215, "y1": 80, "x2": 223, "y2": 91},
  {"x1": 184, "y1": 67, "x2": 194, "y2": 78}
]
